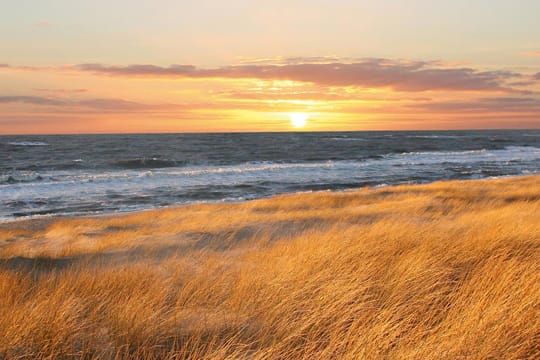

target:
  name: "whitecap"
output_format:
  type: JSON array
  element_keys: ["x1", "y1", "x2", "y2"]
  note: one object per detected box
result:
[{"x1": 7, "y1": 141, "x2": 49, "y2": 146}]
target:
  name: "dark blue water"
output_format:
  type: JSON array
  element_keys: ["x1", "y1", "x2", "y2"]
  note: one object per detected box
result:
[{"x1": 1, "y1": 130, "x2": 539, "y2": 220}]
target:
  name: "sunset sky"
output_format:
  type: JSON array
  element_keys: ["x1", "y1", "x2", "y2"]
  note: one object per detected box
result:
[{"x1": 1, "y1": 0, "x2": 540, "y2": 134}]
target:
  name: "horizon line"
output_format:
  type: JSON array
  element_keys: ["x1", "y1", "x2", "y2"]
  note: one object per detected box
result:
[{"x1": 1, "y1": 127, "x2": 540, "y2": 136}]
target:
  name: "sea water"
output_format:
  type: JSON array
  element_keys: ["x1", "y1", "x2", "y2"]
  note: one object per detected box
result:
[{"x1": 1, "y1": 130, "x2": 539, "y2": 220}]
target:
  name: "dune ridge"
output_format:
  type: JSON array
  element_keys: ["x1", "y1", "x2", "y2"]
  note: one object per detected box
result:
[{"x1": 1, "y1": 175, "x2": 539, "y2": 359}]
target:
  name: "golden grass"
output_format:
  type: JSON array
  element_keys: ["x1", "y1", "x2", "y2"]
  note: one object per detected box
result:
[{"x1": 0, "y1": 175, "x2": 539, "y2": 359}]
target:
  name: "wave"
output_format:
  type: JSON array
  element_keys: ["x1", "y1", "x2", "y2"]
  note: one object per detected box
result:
[
  {"x1": 0, "y1": 174, "x2": 46, "y2": 185},
  {"x1": 98, "y1": 146, "x2": 540, "y2": 180},
  {"x1": 395, "y1": 145, "x2": 540, "y2": 157},
  {"x1": 386, "y1": 146, "x2": 540, "y2": 165},
  {"x1": 4, "y1": 146, "x2": 539, "y2": 185},
  {"x1": 163, "y1": 161, "x2": 337, "y2": 177},
  {"x1": 7, "y1": 141, "x2": 49, "y2": 146},
  {"x1": 328, "y1": 137, "x2": 367, "y2": 141},
  {"x1": 406, "y1": 135, "x2": 463, "y2": 139},
  {"x1": 2, "y1": 148, "x2": 539, "y2": 221},
  {"x1": 112, "y1": 158, "x2": 181, "y2": 169}
]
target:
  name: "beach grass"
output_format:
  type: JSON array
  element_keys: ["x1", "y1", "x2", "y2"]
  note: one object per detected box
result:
[{"x1": 0, "y1": 175, "x2": 539, "y2": 359}]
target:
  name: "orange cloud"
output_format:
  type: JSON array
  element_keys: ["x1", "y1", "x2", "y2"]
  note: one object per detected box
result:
[
  {"x1": 404, "y1": 97, "x2": 540, "y2": 114},
  {"x1": 33, "y1": 88, "x2": 88, "y2": 94},
  {"x1": 0, "y1": 96, "x2": 65, "y2": 106},
  {"x1": 2, "y1": 58, "x2": 526, "y2": 92},
  {"x1": 75, "y1": 59, "x2": 520, "y2": 92},
  {"x1": 0, "y1": 96, "x2": 180, "y2": 112}
]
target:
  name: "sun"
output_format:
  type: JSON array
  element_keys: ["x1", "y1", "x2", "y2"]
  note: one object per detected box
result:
[{"x1": 290, "y1": 112, "x2": 308, "y2": 128}]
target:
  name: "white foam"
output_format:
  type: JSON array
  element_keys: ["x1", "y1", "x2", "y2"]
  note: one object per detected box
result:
[
  {"x1": 7, "y1": 141, "x2": 49, "y2": 146},
  {"x1": 406, "y1": 135, "x2": 463, "y2": 139},
  {"x1": 388, "y1": 146, "x2": 540, "y2": 165},
  {"x1": 329, "y1": 137, "x2": 367, "y2": 141}
]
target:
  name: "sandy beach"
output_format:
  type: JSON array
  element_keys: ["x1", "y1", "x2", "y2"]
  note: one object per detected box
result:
[{"x1": 1, "y1": 175, "x2": 539, "y2": 359}]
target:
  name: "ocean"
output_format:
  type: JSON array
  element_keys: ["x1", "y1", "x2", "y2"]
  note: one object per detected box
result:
[{"x1": 1, "y1": 130, "x2": 539, "y2": 221}]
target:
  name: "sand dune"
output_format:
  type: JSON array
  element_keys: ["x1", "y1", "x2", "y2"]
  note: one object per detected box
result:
[{"x1": 1, "y1": 175, "x2": 539, "y2": 359}]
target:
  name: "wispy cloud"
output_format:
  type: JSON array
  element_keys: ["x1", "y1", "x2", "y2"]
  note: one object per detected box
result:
[
  {"x1": 75, "y1": 59, "x2": 520, "y2": 92},
  {"x1": 2, "y1": 58, "x2": 532, "y2": 93},
  {"x1": 77, "y1": 98, "x2": 158, "y2": 111},
  {"x1": 217, "y1": 89, "x2": 431, "y2": 102},
  {"x1": 0, "y1": 95, "x2": 168, "y2": 112},
  {"x1": 236, "y1": 56, "x2": 343, "y2": 65},
  {"x1": 0, "y1": 93, "x2": 334, "y2": 114},
  {"x1": 405, "y1": 97, "x2": 540, "y2": 114},
  {"x1": 33, "y1": 88, "x2": 88, "y2": 94},
  {"x1": 75, "y1": 63, "x2": 198, "y2": 77},
  {"x1": 0, "y1": 96, "x2": 65, "y2": 106}
]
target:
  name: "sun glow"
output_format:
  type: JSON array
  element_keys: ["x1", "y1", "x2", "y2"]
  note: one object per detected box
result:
[{"x1": 290, "y1": 112, "x2": 308, "y2": 128}]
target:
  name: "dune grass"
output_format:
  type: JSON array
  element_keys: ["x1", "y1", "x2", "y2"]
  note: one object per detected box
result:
[{"x1": 0, "y1": 175, "x2": 539, "y2": 359}]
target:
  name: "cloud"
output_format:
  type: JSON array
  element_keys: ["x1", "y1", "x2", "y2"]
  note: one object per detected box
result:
[
  {"x1": 1, "y1": 64, "x2": 70, "y2": 72},
  {"x1": 218, "y1": 89, "x2": 431, "y2": 102},
  {"x1": 33, "y1": 88, "x2": 88, "y2": 94},
  {"x1": 77, "y1": 98, "x2": 157, "y2": 111},
  {"x1": 1, "y1": 58, "x2": 529, "y2": 93},
  {"x1": 405, "y1": 97, "x2": 540, "y2": 114},
  {"x1": 507, "y1": 81, "x2": 535, "y2": 87},
  {"x1": 237, "y1": 56, "x2": 343, "y2": 65},
  {"x1": 0, "y1": 96, "x2": 65, "y2": 106},
  {"x1": 0, "y1": 93, "x2": 326, "y2": 114},
  {"x1": 76, "y1": 63, "x2": 198, "y2": 77},
  {"x1": 0, "y1": 94, "x2": 232, "y2": 114},
  {"x1": 74, "y1": 59, "x2": 520, "y2": 92},
  {"x1": 0, "y1": 95, "x2": 161, "y2": 111}
]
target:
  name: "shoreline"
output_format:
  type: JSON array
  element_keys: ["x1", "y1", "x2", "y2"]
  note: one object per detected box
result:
[
  {"x1": 4, "y1": 130, "x2": 539, "y2": 228},
  {"x1": 1, "y1": 173, "x2": 538, "y2": 229}
]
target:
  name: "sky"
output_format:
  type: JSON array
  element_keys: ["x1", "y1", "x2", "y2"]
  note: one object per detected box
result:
[{"x1": 1, "y1": 0, "x2": 540, "y2": 134}]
